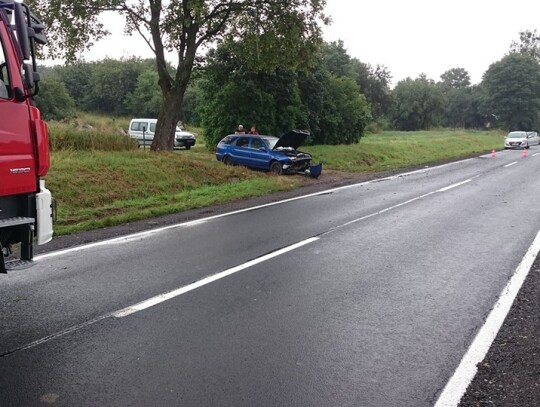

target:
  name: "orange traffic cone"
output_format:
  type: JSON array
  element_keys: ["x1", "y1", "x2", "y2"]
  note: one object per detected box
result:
[
  {"x1": 523, "y1": 148, "x2": 528, "y2": 158},
  {"x1": 491, "y1": 148, "x2": 496, "y2": 158}
]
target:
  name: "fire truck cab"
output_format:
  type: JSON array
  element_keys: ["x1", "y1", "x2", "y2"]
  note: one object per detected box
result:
[{"x1": 0, "y1": 1, "x2": 53, "y2": 273}]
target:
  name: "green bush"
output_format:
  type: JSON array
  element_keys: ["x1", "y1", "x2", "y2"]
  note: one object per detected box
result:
[{"x1": 34, "y1": 75, "x2": 76, "y2": 121}]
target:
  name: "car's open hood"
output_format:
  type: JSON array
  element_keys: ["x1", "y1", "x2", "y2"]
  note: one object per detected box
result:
[{"x1": 273, "y1": 130, "x2": 310, "y2": 150}]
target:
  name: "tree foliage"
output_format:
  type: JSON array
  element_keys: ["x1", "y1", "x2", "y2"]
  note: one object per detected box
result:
[
  {"x1": 351, "y1": 62, "x2": 393, "y2": 120},
  {"x1": 200, "y1": 42, "x2": 307, "y2": 147},
  {"x1": 200, "y1": 40, "x2": 371, "y2": 148},
  {"x1": 319, "y1": 41, "x2": 393, "y2": 120},
  {"x1": 440, "y1": 68, "x2": 471, "y2": 89},
  {"x1": 392, "y1": 75, "x2": 444, "y2": 131},
  {"x1": 442, "y1": 86, "x2": 486, "y2": 128},
  {"x1": 317, "y1": 75, "x2": 371, "y2": 144},
  {"x1": 49, "y1": 58, "x2": 154, "y2": 114},
  {"x1": 28, "y1": 0, "x2": 328, "y2": 151},
  {"x1": 34, "y1": 75, "x2": 76, "y2": 121},
  {"x1": 436, "y1": 68, "x2": 485, "y2": 129},
  {"x1": 483, "y1": 53, "x2": 540, "y2": 130},
  {"x1": 125, "y1": 69, "x2": 162, "y2": 118},
  {"x1": 84, "y1": 58, "x2": 147, "y2": 115},
  {"x1": 510, "y1": 29, "x2": 540, "y2": 63}
]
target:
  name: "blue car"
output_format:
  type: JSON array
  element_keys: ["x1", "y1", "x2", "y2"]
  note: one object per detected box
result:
[{"x1": 216, "y1": 130, "x2": 312, "y2": 175}]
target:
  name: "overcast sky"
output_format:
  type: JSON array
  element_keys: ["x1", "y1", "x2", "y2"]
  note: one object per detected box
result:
[{"x1": 85, "y1": 0, "x2": 540, "y2": 86}]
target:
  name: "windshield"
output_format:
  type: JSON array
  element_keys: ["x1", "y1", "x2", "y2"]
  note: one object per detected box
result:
[
  {"x1": 263, "y1": 136, "x2": 279, "y2": 149},
  {"x1": 507, "y1": 132, "x2": 526, "y2": 138}
]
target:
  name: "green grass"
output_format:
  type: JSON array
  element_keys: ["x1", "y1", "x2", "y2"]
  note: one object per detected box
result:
[
  {"x1": 47, "y1": 150, "x2": 303, "y2": 235},
  {"x1": 303, "y1": 129, "x2": 505, "y2": 172},
  {"x1": 44, "y1": 124, "x2": 505, "y2": 236}
]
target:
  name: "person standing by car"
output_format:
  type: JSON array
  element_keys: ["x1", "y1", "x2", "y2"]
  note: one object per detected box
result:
[
  {"x1": 235, "y1": 124, "x2": 246, "y2": 134},
  {"x1": 248, "y1": 126, "x2": 259, "y2": 135}
]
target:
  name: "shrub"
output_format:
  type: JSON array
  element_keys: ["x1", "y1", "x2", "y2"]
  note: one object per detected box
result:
[{"x1": 34, "y1": 76, "x2": 76, "y2": 121}]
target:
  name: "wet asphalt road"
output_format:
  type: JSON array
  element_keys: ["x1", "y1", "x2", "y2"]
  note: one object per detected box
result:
[{"x1": 1, "y1": 148, "x2": 540, "y2": 406}]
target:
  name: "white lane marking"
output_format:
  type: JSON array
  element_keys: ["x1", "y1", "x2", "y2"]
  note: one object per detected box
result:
[
  {"x1": 436, "y1": 178, "x2": 473, "y2": 192},
  {"x1": 113, "y1": 237, "x2": 319, "y2": 318},
  {"x1": 435, "y1": 230, "x2": 540, "y2": 407},
  {"x1": 504, "y1": 161, "x2": 517, "y2": 168},
  {"x1": 35, "y1": 159, "x2": 473, "y2": 261},
  {"x1": 328, "y1": 178, "x2": 474, "y2": 233},
  {"x1": 533, "y1": 153, "x2": 539, "y2": 157},
  {"x1": 2, "y1": 237, "x2": 319, "y2": 355},
  {"x1": 8, "y1": 170, "x2": 475, "y2": 351}
]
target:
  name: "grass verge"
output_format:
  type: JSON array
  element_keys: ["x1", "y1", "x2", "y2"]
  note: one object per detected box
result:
[{"x1": 45, "y1": 128, "x2": 504, "y2": 235}]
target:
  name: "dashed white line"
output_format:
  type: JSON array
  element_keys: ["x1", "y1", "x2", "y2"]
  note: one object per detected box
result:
[
  {"x1": 435, "y1": 229, "x2": 540, "y2": 407},
  {"x1": 11, "y1": 170, "x2": 480, "y2": 353},
  {"x1": 504, "y1": 161, "x2": 518, "y2": 168},
  {"x1": 437, "y1": 178, "x2": 474, "y2": 192},
  {"x1": 2, "y1": 237, "x2": 319, "y2": 356},
  {"x1": 111, "y1": 175, "x2": 477, "y2": 319},
  {"x1": 321, "y1": 177, "x2": 474, "y2": 234},
  {"x1": 113, "y1": 237, "x2": 319, "y2": 318}
]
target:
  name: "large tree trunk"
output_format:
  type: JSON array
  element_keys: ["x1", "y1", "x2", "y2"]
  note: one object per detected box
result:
[{"x1": 151, "y1": 89, "x2": 185, "y2": 151}]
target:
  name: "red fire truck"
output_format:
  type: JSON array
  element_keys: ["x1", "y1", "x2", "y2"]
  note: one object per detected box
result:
[{"x1": 0, "y1": 1, "x2": 53, "y2": 273}]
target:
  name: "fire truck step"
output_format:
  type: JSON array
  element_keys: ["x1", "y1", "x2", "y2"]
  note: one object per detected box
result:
[{"x1": 0, "y1": 217, "x2": 35, "y2": 227}]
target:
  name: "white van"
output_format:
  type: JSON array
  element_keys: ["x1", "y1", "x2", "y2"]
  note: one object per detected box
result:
[{"x1": 128, "y1": 118, "x2": 196, "y2": 149}]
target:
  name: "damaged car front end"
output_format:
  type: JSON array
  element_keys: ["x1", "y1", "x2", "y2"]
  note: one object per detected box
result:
[{"x1": 216, "y1": 130, "x2": 314, "y2": 175}]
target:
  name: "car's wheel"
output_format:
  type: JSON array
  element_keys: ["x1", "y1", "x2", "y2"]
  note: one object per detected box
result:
[
  {"x1": 223, "y1": 155, "x2": 234, "y2": 166},
  {"x1": 270, "y1": 161, "x2": 283, "y2": 175},
  {"x1": 185, "y1": 145, "x2": 191, "y2": 150},
  {"x1": 526, "y1": 143, "x2": 530, "y2": 149}
]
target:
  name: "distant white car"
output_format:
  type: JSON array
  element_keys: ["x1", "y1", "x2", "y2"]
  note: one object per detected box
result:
[
  {"x1": 504, "y1": 131, "x2": 540, "y2": 149},
  {"x1": 128, "y1": 118, "x2": 196, "y2": 149}
]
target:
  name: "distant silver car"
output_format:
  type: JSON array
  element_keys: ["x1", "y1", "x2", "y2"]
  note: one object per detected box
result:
[{"x1": 504, "y1": 131, "x2": 540, "y2": 149}]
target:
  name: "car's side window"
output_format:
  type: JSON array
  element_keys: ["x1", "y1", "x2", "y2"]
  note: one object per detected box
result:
[
  {"x1": 0, "y1": 37, "x2": 11, "y2": 99},
  {"x1": 251, "y1": 138, "x2": 262, "y2": 149},
  {"x1": 131, "y1": 122, "x2": 142, "y2": 131},
  {"x1": 236, "y1": 137, "x2": 250, "y2": 147}
]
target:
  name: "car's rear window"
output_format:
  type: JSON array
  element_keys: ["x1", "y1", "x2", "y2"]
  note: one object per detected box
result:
[{"x1": 220, "y1": 136, "x2": 236, "y2": 145}]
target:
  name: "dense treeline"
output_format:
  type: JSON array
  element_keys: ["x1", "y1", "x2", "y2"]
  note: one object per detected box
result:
[{"x1": 35, "y1": 30, "x2": 540, "y2": 147}]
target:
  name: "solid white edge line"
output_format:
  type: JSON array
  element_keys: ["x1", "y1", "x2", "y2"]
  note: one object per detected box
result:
[
  {"x1": 113, "y1": 237, "x2": 319, "y2": 318},
  {"x1": 504, "y1": 161, "x2": 517, "y2": 168},
  {"x1": 35, "y1": 159, "x2": 472, "y2": 262},
  {"x1": 434, "y1": 229, "x2": 540, "y2": 407}
]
